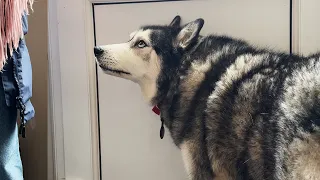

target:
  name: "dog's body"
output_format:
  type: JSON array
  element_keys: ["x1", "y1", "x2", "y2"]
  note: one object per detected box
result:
[{"x1": 94, "y1": 16, "x2": 320, "y2": 180}]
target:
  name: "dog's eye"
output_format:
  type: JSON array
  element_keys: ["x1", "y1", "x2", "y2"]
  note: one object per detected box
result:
[{"x1": 136, "y1": 40, "x2": 147, "y2": 48}]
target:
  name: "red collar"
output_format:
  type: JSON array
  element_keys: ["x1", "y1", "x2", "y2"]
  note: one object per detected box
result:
[
  {"x1": 152, "y1": 105, "x2": 165, "y2": 139},
  {"x1": 152, "y1": 105, "x2": 160, "y2": 115}
]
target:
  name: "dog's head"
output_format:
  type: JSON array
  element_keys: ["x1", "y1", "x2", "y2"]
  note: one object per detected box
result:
[{"x1": 94, "y1": 16, "x2": 204, "y2": 104}]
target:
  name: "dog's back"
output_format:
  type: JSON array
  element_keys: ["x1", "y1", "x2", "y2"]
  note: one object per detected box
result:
[
  {"x1": 177, "y1": 35, "x2": 320, "y2": 179},
  {"x1": 166, "y1": 34, "x2": 320, "y2": 179}
]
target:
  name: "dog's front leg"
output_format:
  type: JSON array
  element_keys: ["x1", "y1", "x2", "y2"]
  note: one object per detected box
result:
[{"x1": 180, "y1": 140, "x2": 214, "y2": 180}]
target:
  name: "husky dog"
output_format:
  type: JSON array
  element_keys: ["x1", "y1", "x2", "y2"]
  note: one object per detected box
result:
[{"x1": 94, "y1": 16, "x2": 320, "y2": 180}]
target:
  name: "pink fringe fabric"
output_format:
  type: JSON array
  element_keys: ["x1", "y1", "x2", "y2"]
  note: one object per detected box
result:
[{"x1": 0, "y1": 0, "x2": 33, "y2": 70}]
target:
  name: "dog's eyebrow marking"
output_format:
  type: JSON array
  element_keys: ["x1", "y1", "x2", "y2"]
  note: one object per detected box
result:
[
  {"x1": 128, "y1": 31, "x2": 137, "y2": 42},
  {"x1": 127, "y1": 37, "x2": 133, "y2": 42},
  {"x1": 128, "y1": 36, "x2": 134, "y2": 42}
]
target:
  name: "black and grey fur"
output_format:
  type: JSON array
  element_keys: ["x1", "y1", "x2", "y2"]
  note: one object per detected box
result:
[{"x1": 94, "y1": 16, "x2": 320, "y2": 180}]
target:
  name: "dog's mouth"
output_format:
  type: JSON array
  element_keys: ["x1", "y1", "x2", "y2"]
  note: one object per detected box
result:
[
  {"x1": 95, "y1": 57, "x2": 131, "y2": 75},
  {"x1": 100, "y1": 65, "x2": 131, "y2": 75},
  {"x1": 106, "y1": 68, "x2": 131, "y2": 75}
]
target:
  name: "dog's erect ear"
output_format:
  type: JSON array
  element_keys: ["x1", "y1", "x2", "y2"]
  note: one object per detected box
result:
[
  {"x1": 169, "y1": 15, "x2": 181, "y2": 27},
  {"x1": 176, "y1": 18, "x2": 204, "y2": 49}
]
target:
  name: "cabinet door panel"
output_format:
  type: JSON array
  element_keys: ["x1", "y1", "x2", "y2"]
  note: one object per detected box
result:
[{"x1": 299, "y1": 0, "x2": 320, "y2": 55}]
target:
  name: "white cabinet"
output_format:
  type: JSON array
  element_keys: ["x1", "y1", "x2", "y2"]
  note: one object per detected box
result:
[
  {"x1": 93, "y1": 1, "x2": 290, "y2": 179},
  {"x1": 298, "y1": 0, "x2": 320, "y2": 55},
  {"x1": 49, "y1": 0, "x2": 320, "y2": 179}
]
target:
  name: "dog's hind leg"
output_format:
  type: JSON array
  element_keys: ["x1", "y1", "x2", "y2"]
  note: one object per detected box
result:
[{"x1": 180, "y1": 140, "x2": 214, "y2": 180}]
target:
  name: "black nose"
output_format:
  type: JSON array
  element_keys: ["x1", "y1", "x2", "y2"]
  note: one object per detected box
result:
[{"x1": 94, "y1": 46, "x2": 104, "y2": 56}]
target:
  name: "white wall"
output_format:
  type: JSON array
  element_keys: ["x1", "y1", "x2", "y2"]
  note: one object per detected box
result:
[{"x1": 299, "y1": 0, "x2": 320, "y2": 55}]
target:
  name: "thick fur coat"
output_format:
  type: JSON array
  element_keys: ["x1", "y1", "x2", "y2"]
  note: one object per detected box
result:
[{"x1": 94, "y1": 16, "x2": 320, "y2": 180}]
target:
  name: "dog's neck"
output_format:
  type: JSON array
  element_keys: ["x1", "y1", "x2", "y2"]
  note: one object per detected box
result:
[
  {"x1": 152, "y1": 72, "x2": 181, "y2": 108},
  {"x1": 138, "y1": 78, "x2": 158, "y2": 105}
]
